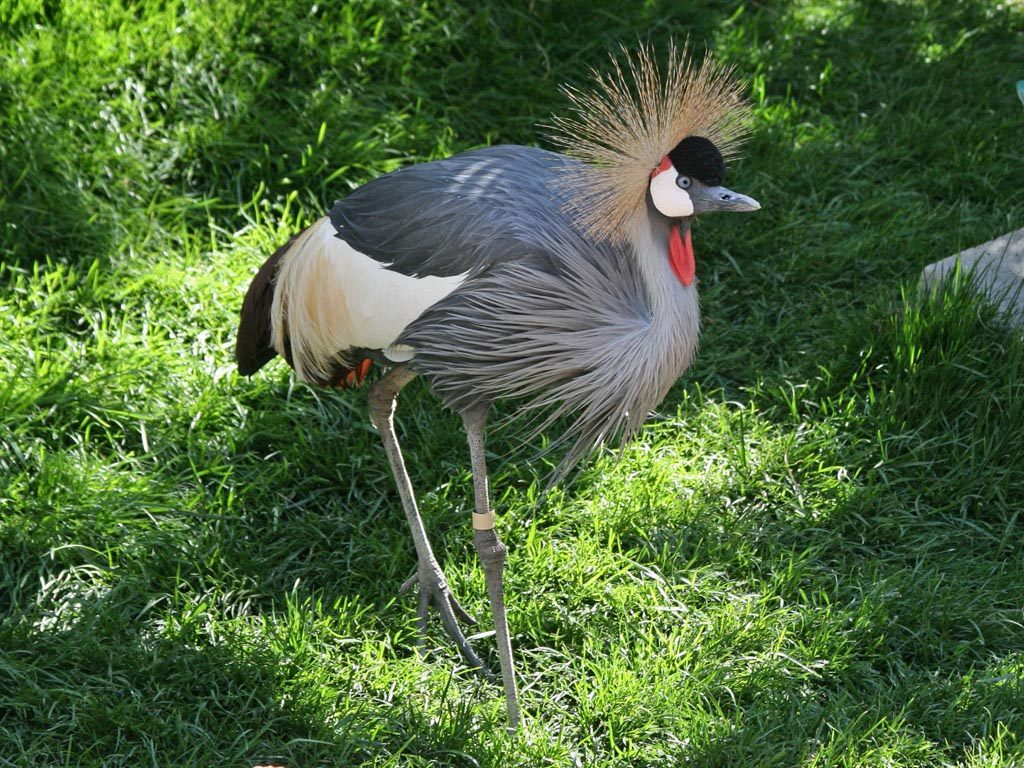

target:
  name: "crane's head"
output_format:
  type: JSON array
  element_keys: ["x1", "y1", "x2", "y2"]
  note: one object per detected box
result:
[
  {"x1": 550, "y1": 42, "x2": 759, "y2": 244},
  {"x1": 649, "y1": 135, "x2": 759, "y2": 219}
]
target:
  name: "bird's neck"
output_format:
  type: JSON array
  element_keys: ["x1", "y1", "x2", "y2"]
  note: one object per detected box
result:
[
  {"x1": 630, "y1": 210, "x2": 696, "y2": 295},
  {"x1": 627, "y1": 213, "x2": 700, "y2": 348}
]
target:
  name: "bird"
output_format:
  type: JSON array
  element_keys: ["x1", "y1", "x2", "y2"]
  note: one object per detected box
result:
[{"x1": 235, "y1": 41, "x2": 759, "y2": 730}]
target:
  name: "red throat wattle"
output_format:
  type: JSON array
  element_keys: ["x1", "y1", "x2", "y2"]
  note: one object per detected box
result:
[{"x1": 669, "y1": 225, "x2": 695, "y2": 286}]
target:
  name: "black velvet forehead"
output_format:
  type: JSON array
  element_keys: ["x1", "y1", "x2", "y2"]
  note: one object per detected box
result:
[{"x1": 667, "y1": 136, "x2": 725, "y2": 186}]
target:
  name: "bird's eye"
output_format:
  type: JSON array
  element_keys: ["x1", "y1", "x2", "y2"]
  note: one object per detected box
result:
[{"x1": 676, "y1": 175, "x2": 692, "y2": 190}]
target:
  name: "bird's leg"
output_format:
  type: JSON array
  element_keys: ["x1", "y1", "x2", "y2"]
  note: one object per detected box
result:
[
  {"x1": 367, "y1": 366, "x2": 487, "y2": 673},
  {"x1": 462, "y1": 407, "x2": 520, "y2": 731}
]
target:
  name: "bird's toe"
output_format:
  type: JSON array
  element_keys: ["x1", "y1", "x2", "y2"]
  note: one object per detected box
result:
[{"x1": 400, "y1": 561, "x2": 491, "y2": 676}]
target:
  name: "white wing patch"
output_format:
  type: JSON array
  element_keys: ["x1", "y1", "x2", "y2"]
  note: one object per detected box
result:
[{"x1": 271, "y1": 217, "x2": 467, "y2": 382}]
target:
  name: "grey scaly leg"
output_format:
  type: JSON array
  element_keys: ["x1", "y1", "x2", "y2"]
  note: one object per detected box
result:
[
  {"x1": 367, "y1": 366, "x2": 486, "y2": 672},
  {"x1": 462, "y1": 406, "x2": 520, "y2": 731}
]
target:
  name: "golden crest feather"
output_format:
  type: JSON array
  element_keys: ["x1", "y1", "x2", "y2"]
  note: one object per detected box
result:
[{"x1": 548, "y1": 41, "x2": 752, "y2": 244}]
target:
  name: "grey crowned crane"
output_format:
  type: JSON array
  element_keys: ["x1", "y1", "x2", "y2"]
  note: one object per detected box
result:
[{"x1": 236, "y1": 43, "x2": 759, "y2": 730}]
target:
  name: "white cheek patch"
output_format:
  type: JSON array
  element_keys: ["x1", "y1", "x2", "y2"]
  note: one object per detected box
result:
[{"x1": 650, "y1": 170, "x2": 694, "y2": 218}]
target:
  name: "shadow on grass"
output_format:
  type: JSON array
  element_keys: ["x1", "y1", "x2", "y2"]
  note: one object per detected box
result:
[
  {"x1": 0, "y1": 610, "x2": 493, "y2": 766},
  {"x1": 0, "y1": 123, "x2": 117, "y2": 271}
]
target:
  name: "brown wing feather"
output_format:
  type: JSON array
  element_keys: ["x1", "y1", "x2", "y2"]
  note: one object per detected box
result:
[
  {"x1": 236, "y1": 235, "x2": 296, "y2": 376},
  {"x1": 236, "y1": 231, "x2": 376, "y2": 388}
]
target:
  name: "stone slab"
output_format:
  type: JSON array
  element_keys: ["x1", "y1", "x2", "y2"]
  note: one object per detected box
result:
[{"x1": 920, "y1": 227, "x2": 1024, "y2": 323}]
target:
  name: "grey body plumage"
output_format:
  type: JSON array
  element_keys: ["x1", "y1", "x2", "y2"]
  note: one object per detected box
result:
[
  {"x1": 325, "y1": 145, "x2": 701, "y2": 473},
  {"x1": 235, "y1": 43, "x2": 760, "y2": 730}
]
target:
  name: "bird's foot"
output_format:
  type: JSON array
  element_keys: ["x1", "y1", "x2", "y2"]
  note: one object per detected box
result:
[{"x1": 399, "y1": 561, "x2": 493, "y2": 679}]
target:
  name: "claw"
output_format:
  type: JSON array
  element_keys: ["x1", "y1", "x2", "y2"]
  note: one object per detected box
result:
[
  {"x1": 401, "y1": 561, "x2": 493, "y2": 678},
  {"x1": 398, "y1": 571, "x2": 418, "y2": 595},
  {"x1": 400, "y1": 568, "x2": 477, "y2": 624}
]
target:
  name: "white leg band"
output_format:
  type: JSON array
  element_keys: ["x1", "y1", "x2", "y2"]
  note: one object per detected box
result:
[{"x1": 472, "y1": 511, "x2": 496, "y2": 531}]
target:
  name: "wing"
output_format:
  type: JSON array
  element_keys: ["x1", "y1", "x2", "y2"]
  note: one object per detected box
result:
[
  {"x1": 236, "y1": 145, "x2": 598, "y2": 386},
  {"x1": 328, "y1": 145, "x2": 583, "y2": 278}
]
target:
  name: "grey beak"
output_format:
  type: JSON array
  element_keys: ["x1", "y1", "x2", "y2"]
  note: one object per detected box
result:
[{"x1": 693, "y1": 185, "x2": 761, "y2": 214}]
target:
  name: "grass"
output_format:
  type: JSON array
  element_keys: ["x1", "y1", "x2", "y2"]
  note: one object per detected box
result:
[{"x1": 2, "y1": 0, "x2": 1024, "y2": 765}]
